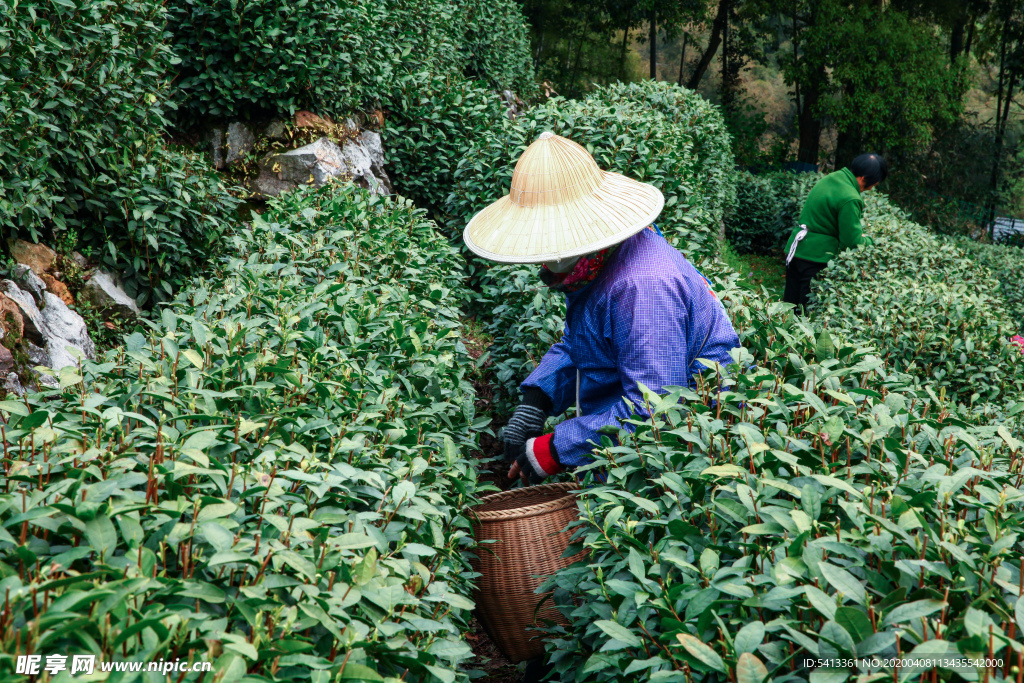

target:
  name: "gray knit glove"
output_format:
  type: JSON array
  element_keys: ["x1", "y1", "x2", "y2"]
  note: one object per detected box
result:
[{"x1": 502, "y1": 389, "x2": 551, "y2": 462}]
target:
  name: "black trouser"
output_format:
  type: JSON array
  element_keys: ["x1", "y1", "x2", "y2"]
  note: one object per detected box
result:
[{"x1": 783, "y1": 257, "x2": 828, "y2": 313}]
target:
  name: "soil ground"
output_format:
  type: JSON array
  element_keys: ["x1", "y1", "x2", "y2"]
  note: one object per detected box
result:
[
  {"x1": 462, "y1": 317, "x2": 523, "y2": 681},
  {"x1": 466, "y1": 618, "x2": 522, "y2": 682}
]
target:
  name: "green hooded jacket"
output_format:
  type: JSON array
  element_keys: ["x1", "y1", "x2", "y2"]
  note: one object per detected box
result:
[{"x1": 784, "y1": 168, "x2": 871, "y2": 263}]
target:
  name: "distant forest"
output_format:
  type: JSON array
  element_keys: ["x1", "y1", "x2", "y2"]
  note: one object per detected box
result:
[{"x1": 518, "y1": 0, "x2": 1024, "y2": 236}]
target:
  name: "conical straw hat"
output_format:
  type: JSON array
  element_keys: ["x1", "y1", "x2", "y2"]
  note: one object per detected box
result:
[{"x1": 463, "y1": 132, "x2": 665, "y2": 263}]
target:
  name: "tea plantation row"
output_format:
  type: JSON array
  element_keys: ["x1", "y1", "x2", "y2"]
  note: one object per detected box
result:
[
  {"x1": 0, "y1": 185, "x2": 490, "y2": 682},
  {"x1": 444, "y1": 81, "x2": 1024, "y2": 681},
  {"x1": 723, "y1": 172, "x2": 1024, "y2": 414},
  {"x1": 814, "y1": 193, "x2": 1024, "y2": 413},
  {"x1": 546, "y1": 275, "x2": 1024, "y2": 682}
]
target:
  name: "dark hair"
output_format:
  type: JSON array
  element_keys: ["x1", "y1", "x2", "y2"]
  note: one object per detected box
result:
[{"x1": 848, "y1": 153, "x2": 888, "y2": 186}]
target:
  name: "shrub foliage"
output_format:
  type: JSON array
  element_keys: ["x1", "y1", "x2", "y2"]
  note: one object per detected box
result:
[
  {"x1": 0, "y1": 0, "x2": 238, "y2": 304},
  {"x1": 545, "y1": 288, "x2": 1024, "y2": 682},
  {"x1": 384, "y1": 76, "x2": 507, "y2": 214},
  {"x1": 0, "y1": 184, "x2": 488, "y2": 681},
  {"x1": 167, "y1": 0, "x2": 535, "y2": 121},
  {"x1": 725, "y1": 172, "x2": 782, "y2": 255},
  {"x1": 724, "y1": 171, "x2": 817, "y2": 255},
  {"x1": 813, "y1": 194, "x2": 1024, "y2": 409}
]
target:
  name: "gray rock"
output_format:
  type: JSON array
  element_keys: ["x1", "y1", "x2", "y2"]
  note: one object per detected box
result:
[
  {"x1": 26, "y1": 342, "x2": 49, "y2": 367},
  {"x1": 13, "y1": 265, "x2": 47, "y2": 304},
  {"x1": 82, "y1": 271, "x2": 141, "y2": 320},
  {"x1": 502, "y1": 89, "x2": 525, "y2": 120},
  {"x1": 72, "y1": 252, "x2": 88, "y2": 268},
  {"x1": 252, "y1": 168, "x2": 295, "y2": 198},
  {"x1": 2, "y1": 281, "x2": 94, "y2": 374},
  {"x1": 4, "y1": 280, "x2": 47, "y2": 345},
  {"x1": 265, "y1": 120, "x2": 288, "y2": 140},
  {"x1": 41, "y1": 292, "x2": 95, "y2": 369},
  {"x1": 358, "y1": 131, "x2": 385, "y2": 169},
  {"x1": 24, "y1": 343, "x2": 59, "y2": 388},
  {"x1": 273, "y1": 137, "x2": 347, "y2": 185},
  {"x1": 225, "y1": 122, "x2": 255, "y2": 166},
  {"x1": 357, "y1": 131, "x2": 392, "y2": 193},
  {"x1": 256, "y1": 137, "x2": 347, "y2": 197},
  {"x1": 3, "y1": 372, "x2": 24, "y2": 397},
  {"x1": 209, "y1": 128, "x2": 226, "y2": 170},
  {"x1": 254, "y1": 134, "x2": 391, "y2": 198},
  {"x1": 337, "y1": 138, "x2": 387, "y2": 195}
]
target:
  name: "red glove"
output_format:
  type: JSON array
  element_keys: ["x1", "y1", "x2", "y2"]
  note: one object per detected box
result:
[{"x1": 514, "y1": 433, "x2": 563, "y2": 484}]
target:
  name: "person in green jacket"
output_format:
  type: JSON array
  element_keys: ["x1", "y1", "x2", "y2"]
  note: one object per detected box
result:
[{"x1": 782, "y1": 153, "x2": 888, "y2": 311}]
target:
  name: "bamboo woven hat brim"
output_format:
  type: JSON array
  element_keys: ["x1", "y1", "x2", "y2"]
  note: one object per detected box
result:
[{"x1": 463, "y1": 132, "x2": 665, "y2": 263}]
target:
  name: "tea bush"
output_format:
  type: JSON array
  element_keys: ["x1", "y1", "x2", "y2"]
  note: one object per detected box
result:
[
  {"x1": 0, "y1": 183, "x2": 489, "y2": 681},
  {"x1": 167, "y1": 0, "x2": 448, "y2": 120},
  {"x1": 812, "y1": 194, "x2": 1024, "y2": 409},
  {"x1": 771, "y1": 173, "x2": 818, "y2": 237},
  {"x1": 725, "y1": 171, "x2": 817, "y2": 255},
  {"x1": 725, "y1": 172, "x2": 781, "y2": 254},
  {"x1": 461, "y1": 0, "x2": 536, "y2": 94},
  {"x1": 595, "y1": 82, "x2": 737, "y2": 241},
  {"x1": 447, "y1": 81, "x2": 736, "y2": 411},
  {"x1": 167, "y1": 0, "x2": 534, "y2": 121},
  {"x1": 956, "y1": 240, "x2": 1024, "y2": 328},
  {"x1": 543, "y1": 281, "x2": 1024, "y2": 682},
  {"x1": 384, "y1": 76, "x2": 507, "y2": 215},
  {"x1": 0, "y1": 0, "x2": 239, "y2": 304},
  {"x1": 377, "y1": 1, "x2": 535, "y2": 214}
]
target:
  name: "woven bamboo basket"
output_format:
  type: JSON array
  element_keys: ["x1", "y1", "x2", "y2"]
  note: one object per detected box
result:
[{"x1": 469, "y1": 482, "x2": 584, "y2": 663}]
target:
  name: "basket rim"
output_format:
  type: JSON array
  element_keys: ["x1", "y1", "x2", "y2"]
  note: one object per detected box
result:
[{"x1": 469, "y1": 482, "x2": 580, "y2": 522}]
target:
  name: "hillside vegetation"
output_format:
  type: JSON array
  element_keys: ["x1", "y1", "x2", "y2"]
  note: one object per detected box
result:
[{"x1": 0, "y1": 185, "x2": 488, "y2": 681}]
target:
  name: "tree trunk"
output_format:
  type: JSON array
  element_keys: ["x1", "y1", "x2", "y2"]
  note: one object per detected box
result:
[
  {"x1": 834, "y1": 80, "x2": 860, "y2": 169},
  {"x1": 988, "y1": 16, "x2": 1009, "y2": 236},
  {"x1": 619, "y1": 7, "x2": 634, "y2": 79},
  {"x1": 990, "y1": 72, "x2": 1017, "y2": 235},
  {"x1": 949, "y1": 14, "x2": 966, "y2": 65},
  {"x1": 567, "y1": 20, "x2": 589, "y2": 96},
  {"x1": 677, "y1": 31, "x2": 688, "y2": 86},
  {"x1": 720, "y1": 4, "x2": 729, "y2": 104},
  {"x1": 791, "y1": 1, "x2": 801, "y2": 125},
  {"x1": 687, "y1": 0, "x2": 729, "y2": 90},
  {"x1": 649, "y1": 9, "x2": 657, "y2": 80},
  {"x1": 796, "y1": 62, "x2": 826, "y2": 166},
  {"x1": 964, "y1": 15, "x2": 977, "y2": 58}
]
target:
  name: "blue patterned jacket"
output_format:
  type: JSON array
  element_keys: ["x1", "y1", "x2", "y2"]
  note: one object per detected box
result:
[{"x1": 521, "y1": 228, "x2": 740, "y2": 467}]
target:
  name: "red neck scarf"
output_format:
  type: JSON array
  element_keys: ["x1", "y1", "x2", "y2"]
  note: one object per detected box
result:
[{"x1": 539, "y1": 245, "x2": 618, "y2": 293}]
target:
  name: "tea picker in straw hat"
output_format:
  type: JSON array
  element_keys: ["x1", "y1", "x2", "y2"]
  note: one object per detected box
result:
[{"x1": 464, "y1": 132, "x2": 740, "y2": 488}]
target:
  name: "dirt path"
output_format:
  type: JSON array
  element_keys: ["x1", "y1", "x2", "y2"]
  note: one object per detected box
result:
[{"x1": 466, "y1": 618, "x2": 522, "y2": 682}]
